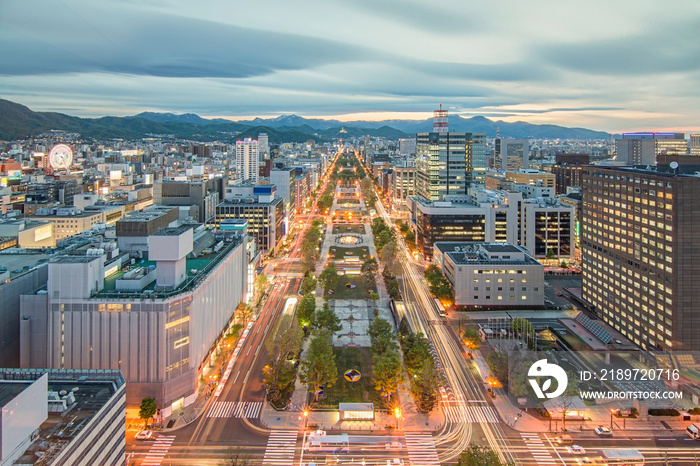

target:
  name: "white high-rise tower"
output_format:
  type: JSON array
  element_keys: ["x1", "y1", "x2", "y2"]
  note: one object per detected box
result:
[{"x1": 235, "y1": 138, "x2": 259, "y2": 183}]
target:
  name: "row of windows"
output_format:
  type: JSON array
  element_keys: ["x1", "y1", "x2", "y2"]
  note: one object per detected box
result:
[{"x1": 473, "y1": 295, "x2": 530, "y2": 301}]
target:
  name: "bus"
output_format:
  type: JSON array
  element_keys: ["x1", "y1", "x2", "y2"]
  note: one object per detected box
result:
[
  {"x1": 600, "y1": 449, "x2": 644, "y2": 466},
  {"x1": 305, "y1": 431, "x2": 350, "y2": 454},
  {"x1": 434, "y1": 298, "x2": 446, "y2": 317},
  {"x1": 687, "y1": 423, "x2": 700, "y2": 439}
]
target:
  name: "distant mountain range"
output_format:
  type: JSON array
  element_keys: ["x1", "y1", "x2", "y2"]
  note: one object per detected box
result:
[{"x1": 0, "y1": 98, "x2": 610, "y2": 143}]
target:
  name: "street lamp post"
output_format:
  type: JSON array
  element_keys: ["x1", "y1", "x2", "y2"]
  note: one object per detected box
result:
[
  {"x1": 610, "y1": 409, "x2": 614, "y2": 430},
  {"x1": 394, "y1": 407, "x2": 400, "y2": 430},
  {"x1": 303, "y1": 409, "x2": 309, "y2": 430}
]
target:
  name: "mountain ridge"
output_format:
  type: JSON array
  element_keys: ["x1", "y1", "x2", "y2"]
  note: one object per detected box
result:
[{"x1": 0, "y1": 98, "x2": 610, "y2": 141}]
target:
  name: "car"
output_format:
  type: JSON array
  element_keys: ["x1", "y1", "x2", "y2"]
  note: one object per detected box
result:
[
  {"x1": 554, "y1": 434, "x2": 573, "y2": 444},
  {"x1": 135, "y1": 430, "x2": 154, "y2": 440},
  {"x1": 594, "y1": 426, "x2": 613, "y2": 437},
  {"x1": 568, "y1": 445, "x2": 586, "y2": 455},
  {"x1": 387, "y1": 460, "x2": 404, "y2": 466}
]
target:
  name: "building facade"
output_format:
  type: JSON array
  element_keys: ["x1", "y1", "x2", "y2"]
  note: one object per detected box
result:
[
  {"x1": 20, "y1": 228, "x2": 248, "y2": 408},
  {"x1": 433, "y1": 242, "x2": 544, "y2": 308},
  {"x1": 581, "y1": 166, "x2": 700, "y2": 351},
  {"x1": 616, "y1": 132, "x2": 687, "y2": 165},
  {"x1": 415, "y1": 132, "x2": 487, "y2": 201},
  {"x1": 235, "y1": 138, "x2": 259, "y2": 184}
]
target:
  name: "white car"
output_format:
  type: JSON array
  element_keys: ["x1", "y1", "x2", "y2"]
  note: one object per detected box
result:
[
  {"x1": 568, "y1": 445, "x2": 586, "y2": 455},
  {"x1": 594, "y1": 426, "x2": 613, "y2": 437},
  {"x1": 135, "y1": 430, "x2": 153, "y2": 440},
  {"x1": 387, "y1": 460, "x2": 404, "y2": 466}
]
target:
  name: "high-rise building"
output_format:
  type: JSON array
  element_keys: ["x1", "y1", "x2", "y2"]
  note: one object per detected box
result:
[
  {"x1": 258, "y1": 133, "x2": 269, "y2": 160},
  {"x1": 581, "y1": 166, "x2": 700, "y2": 351},
  {"x1": 415, "y1": 132, "x2": 487, "y2": 201},
  {"x1": 398, "y1": 138, "x2": 416, "y2": 156},
  {"x1": 616, "y1": 132, "x2": 687, "y2": 165},
  {"x1": 495, "y1": 138, "x2": 530, "y2": 171},
  {"x1": 235, "y1": 138, "x2": 259, "y2": 183}
]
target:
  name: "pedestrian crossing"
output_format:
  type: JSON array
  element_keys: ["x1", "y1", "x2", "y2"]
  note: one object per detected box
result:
[
  {"x1": 520, "y1": 433, "x2": 556, "y2": 465},
  {"x1": 404, "y1": 433, "x2": 440, "y2": 466},
  {"x1": 141, "y1": 435, "x2": 175, "y2": 466},
  {"x1": 262, "y1": 430, "x2": 298, "y2": 465},
  {"x1": 208, "y1": 401, "x2": 263, "y2": 419},
  {"x1": 443, "y1": 404, "x2": 500, "y2": 424}
]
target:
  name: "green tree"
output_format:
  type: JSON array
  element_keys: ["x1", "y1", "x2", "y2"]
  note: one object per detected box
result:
[
  {"x1": 368, "y1": 317, "x2": 398, "y2": 356},
  {"x1": 361, "y1": 257, "x2": 378, "y2": 288},
  {"x1": 458, "y1": 444, "x2": 513, "y2": 466},
  {"x1": 410, "y1": 359, "x2": 443, "y2": 412},
  {"x1": 254, "y1": 274, "x2": 269, "y2": 297},
  {"x1": 300, "y1": 274, "x2": 317, "y2": 296},
  {"x1": 546, "y1": 248, "x2": 556, "y2": 260},
  {"x1": 486, "y1": 350, "x2": 509, "y2": 386},
  {"x1": 462, "y1": 327, "x2": 481, "y2": 349},
  {"x1": 510, "y1": 318, "x2": 536, "y2": 349},
  {"x1": 318, "y1": 262, "x2": 339, "y2": 293},
  {"x1": 312, "y1": 302, "x2": 342, "y2": 336},
  {"x1": 263, "y1": 315, "x2": 303, "y2": 404},
  {"x1": 424, "y1": 264, "x2": 442, "y2": 286},
  {"x1": 301, "y1": 242, "x2": 318, "y2": 273},
  {"x1": 297, "y1": 294, "x2": 316, "y2": 327},
  {"x1": 299, "y1": 336, "x2": 337, "y2": 401},
  {"x1": 372, "y1": 350, "x2": 403, "y2": 401},
  {"x1": 398, "y1": 316, "x2": 411, "y2": 338},
  {"x1": 402, "y1": 332, "x2": 432, "y2": 374},
  {"x1": 380, "y1": 241, "x2": 401, "y2": 278},
  {"x1": 386, "y1": 278, "x2": 401, "y2": 300},
  {"x1": 139, "y1": 397, "x2": 157, "y2": 428}
]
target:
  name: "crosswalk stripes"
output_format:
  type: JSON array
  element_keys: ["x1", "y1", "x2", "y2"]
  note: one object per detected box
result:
[
  {"x1": 404, "y1": 433, "x2": 440, "y2": 466},
  {"x1": 208, "y1": 401, "x2": 263, "y2": 419},
  {"x1": 262, "y1": 430, "x2": 298, "y2": 465},
  {"x1": 141, "y1": 435, "x2": 176, "y2": 466},
  {"x1": 520, "y1": 433, "x2": 556, "y2": 465},
  {"x1": 443, "y1": 404, "x2": 500, "y2": 424}
]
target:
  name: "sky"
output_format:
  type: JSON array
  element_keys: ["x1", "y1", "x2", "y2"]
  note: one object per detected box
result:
[{"x1": 1, "y1": 0, "x2": 699, "y2": 133}]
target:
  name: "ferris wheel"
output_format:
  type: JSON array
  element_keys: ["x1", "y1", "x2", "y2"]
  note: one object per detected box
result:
[{"x1": 48, "y1": 144, "x2": 73, "y2": 170}]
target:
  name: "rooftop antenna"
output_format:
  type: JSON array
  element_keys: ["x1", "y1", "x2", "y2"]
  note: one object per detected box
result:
[{"x1": 433, "y1": 103, "x2": 448, "y2": 133}]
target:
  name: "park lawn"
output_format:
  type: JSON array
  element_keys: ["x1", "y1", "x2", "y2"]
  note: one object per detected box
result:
[
  {"x1": 337, "y1": 198, "x2": 360, "y2": 204},
  {"x1": 326, "y1": 275, "x2": 372, "y2": 299},
  {"x1": 328, "y1": 246, "x2": 370, "y2": 260},
  {"x1": 315, "y1": 346, "x2": 383, "y2": 409},
  {"x1": 332, "y1": 224, "x2": 365, "y2": 234}
]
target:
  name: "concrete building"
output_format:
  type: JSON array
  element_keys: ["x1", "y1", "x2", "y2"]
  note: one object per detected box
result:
[
  {"x1": 398, "y1": 138, "x2": 416, "y2": 156},
  {"x1": 581, "y1": 166, "x2": 700, "y2": 351},
  {"x1": 505, "y1": 169, "x2": 555, "y2": 188},
  {"x1": 433, "y1": 242, "x2": 544, "y2": 308},
  {"x1": 616, "y1": 132, "x2": 687, "y2": 165},
  {"x1": 153, "y1": 177, "x2": 226, "y2": 223},
  {"x1": 214, "y1": 184, "x2": 285, "y2": 253},
  {"x1": 407, "y1": 186, "x2": 574, "y2": 261},
  {"x1": 390, "y1": 165, "x2": 416, "y2": 210},
  {"x1": 258, "y1": 133, "x2": 269, "y2": 160},
  {"x1": 690, "y1": 134, "x2": 700, "y2": 156},
  {"x1": 115, "y1": 205, "x2": 179, "y2": 257},
  {"x1": 0, "y1": 368, "x2": 125, "y2": 466},
  {"x1": 270, "y1": 167, "x2": 297, "y2": 221},
  {"x1": 30, "y1": 205, "x2": 126, "y2": 240},
  {"x1": 19, "y1": 225, "x2": 248, "y2": 408},
  {"x1": 0, "y1": 219, "x2": 54, "y2": 249},
  {"x1": 495, "y1": 138, "x2": 530, "y2": 171},
  {"x1": 0, "y1": 254, "x2": 49, "y2": 367},
  {"x1": 415, "y1": 131, "x2": 487, "y2": 201},
  {"x1": 235, "y1": 138, "x2": 259, "y2": 184}
]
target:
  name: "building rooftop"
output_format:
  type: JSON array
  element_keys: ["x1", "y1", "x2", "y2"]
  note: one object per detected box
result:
[
  {"x1": 152, "y1": 225, "x2": 192, "y2": 236},
  {"x1": 50, "y1": 255, "x2": 101, "y2": 264},
  {"x1": 481, "y1": 244, "x2": 523, "y2": 253},
  {"x1": 0, "y1": 379, "x2": 32, "y2": 408},
  {"x1": 1, "y1": 368, "x2": 124, "y2": 466},
  {"x1": 435, "y1": 242, "x2": 540, "y2": 266}
]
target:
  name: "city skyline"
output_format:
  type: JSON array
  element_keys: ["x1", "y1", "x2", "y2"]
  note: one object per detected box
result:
[{"x1": 1, "y1": 0, "x2": 700, "y2": 133}]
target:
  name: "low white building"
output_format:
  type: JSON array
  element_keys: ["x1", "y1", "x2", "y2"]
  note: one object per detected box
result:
[{"x1": 433, "y1": 242, "x2": 544, "y2": 309}]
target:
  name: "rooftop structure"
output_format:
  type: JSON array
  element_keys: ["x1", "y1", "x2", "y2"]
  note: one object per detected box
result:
[{"x1": 0, "y1": 368, "x2": 125, "y2": 466}]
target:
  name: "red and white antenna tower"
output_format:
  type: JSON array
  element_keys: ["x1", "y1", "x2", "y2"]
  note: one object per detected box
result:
[
  {"x1": 433, "y1": 103, "x2": 448, "y2": 133},
  {"x1": 496, "y1": 126, "x2": 500, "y2": 139}
]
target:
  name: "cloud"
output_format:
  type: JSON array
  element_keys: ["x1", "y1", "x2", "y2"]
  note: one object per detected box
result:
[
  {"x1": 538, "y1": 17, "x2": 700, "y2": 76},
  {"x1": 0, "y1": 3, "x2": 370, "y2": 78}
]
